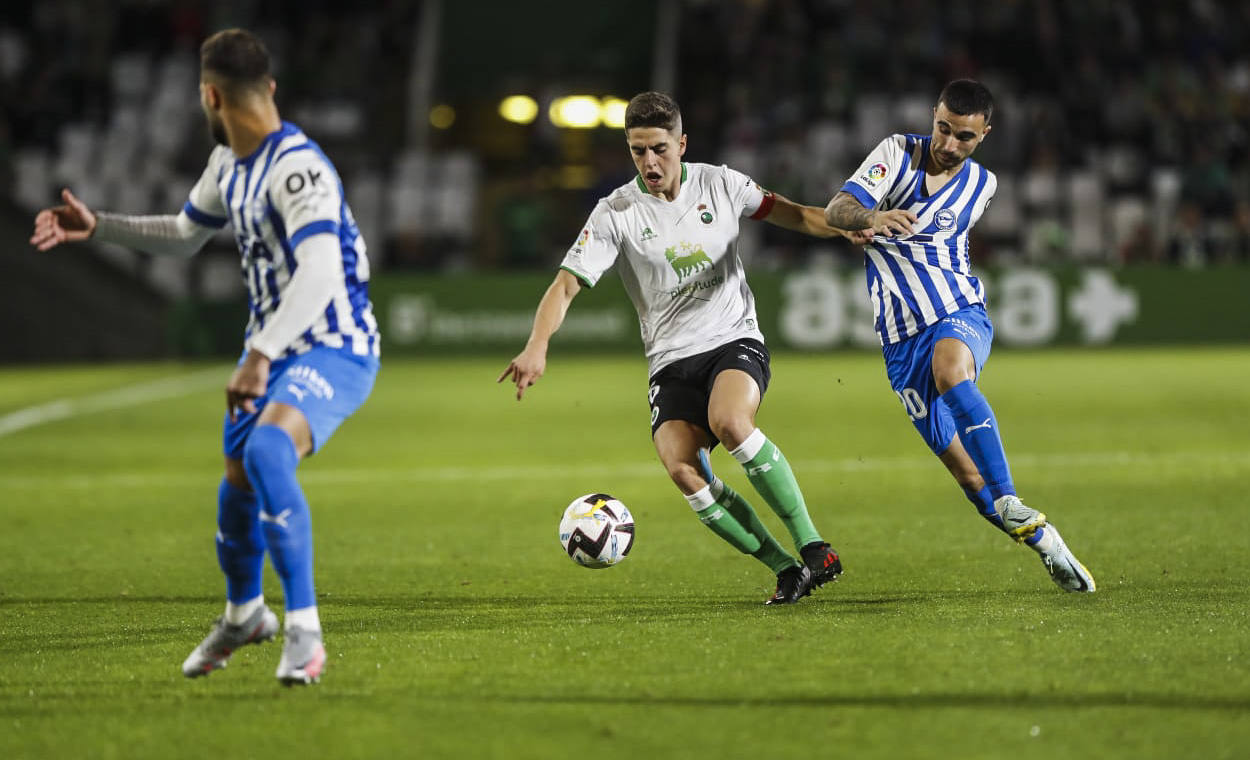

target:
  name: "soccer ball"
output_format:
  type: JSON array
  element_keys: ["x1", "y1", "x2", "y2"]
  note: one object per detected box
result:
[{"x1": 559, "y1": 493, "x2": 635, "y2": 569}]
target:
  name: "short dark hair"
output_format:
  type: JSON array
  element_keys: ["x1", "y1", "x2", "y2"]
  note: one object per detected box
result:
[
  {"x1": 625, "y1": 92, "x2": 682, "y2": 133},
  {"x1": 938, "y1": 79, "x2": 993, "y2": 123},
  {"x1": 200, "y1": 28, "x2": 271, "y2": 92}
]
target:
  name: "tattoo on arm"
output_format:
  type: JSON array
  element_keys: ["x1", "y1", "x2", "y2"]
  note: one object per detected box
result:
[{"x1": 826, "y1": 192, "x2": 876, "y2": 230}]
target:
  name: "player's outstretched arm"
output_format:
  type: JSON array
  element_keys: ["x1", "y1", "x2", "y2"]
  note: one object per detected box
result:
[
  {"x1": 759, "y1": 191, "x2": 874, "y2": 244},
  {"x1": 824, "y1": 191, "x2": 917, "y2": 238},
  {"x1": 30, "y1": 188, "x2": 97, "y2": 251},
  {"x1": 498, "y1": 268, "x2": 583, "y2": 401},
  {"x1": 32, "y1": 187, "x2": 217, "y2": 257}
]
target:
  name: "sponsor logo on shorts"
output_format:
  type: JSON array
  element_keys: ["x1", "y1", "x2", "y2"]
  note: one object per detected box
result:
[{"x1": 286, "y1": 365, "x2": 336, "y2": 401}]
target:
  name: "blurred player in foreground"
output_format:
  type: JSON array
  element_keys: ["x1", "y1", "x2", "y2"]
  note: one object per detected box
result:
[
  {"x1": 824, "y1": 79, "x2": 1095, "y2": 592},
  {"x1": 500, "y1": 92, "x2": 872, "y2": 604},
  {"x1": 30, "y1": 28, "x2": 381, "y2": 682}
]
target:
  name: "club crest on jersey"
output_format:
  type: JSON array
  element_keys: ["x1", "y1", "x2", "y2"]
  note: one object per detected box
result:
[
  {"x1": 665, "y1": 242, "x2": 712, "y2": 281},
  {"x1": 640, "y1": 226, "x2": 656, "y2": 241},
  {"x1": 698, "y1": 203, "x2": 713, "y2": 224},
  {"x1": 861, "y1": 162, "x2": 889, "y2": 188},
  {"x1": 935, "y1": 208, "x2": 957, "y2": 230}
]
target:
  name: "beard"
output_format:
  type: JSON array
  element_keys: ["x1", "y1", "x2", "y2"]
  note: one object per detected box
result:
[{"x1": 206, "y1": 115, "x2": 228, "y2": 146}]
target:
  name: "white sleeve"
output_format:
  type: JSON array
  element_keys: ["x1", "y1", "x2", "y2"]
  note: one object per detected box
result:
[
  {"x1": 93, "y1": 211, "x2": 216, "y2": 257},
  {"x1": 722, "y1": 165, "x2": 771, "y2": 219},
  {"x1": 268, "y1": 149, "x2": 343, "y2": 248},
  {"x1": 558, "y1": 200, "x2": 621, "y2": 288},
  {"x1": 840, "y1": 135, "x2": 908, "y2": 209},
  {"x1": 245, "y1": 232, "x2": 342, "y2": 359},
  {"x1": 182, "y1": 147, "x2": 231, "y2": 229}
]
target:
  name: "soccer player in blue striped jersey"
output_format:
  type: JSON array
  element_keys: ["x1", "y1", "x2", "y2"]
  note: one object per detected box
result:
[
  {"x1": 824, "y1": 79, "x2": 1095, "y2": 592},
  {"x1": 30, "y1": 28, "x2": 381, "y2": 681}
]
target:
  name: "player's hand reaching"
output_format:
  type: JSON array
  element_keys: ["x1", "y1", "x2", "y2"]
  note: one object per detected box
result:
[
  {"x1": 870, "y1": 208, "x2": 919, "y2": 238},
  {"x1": 30, "y1": 188, "x2": 98, "y2": 251},
  {"x1": 843, "y1": 228, "x2": 876, "y2": 245},
  {"x1": 498, "y1": 347, "x2": 547, "y2": 401},
  {"x1": 226, "y1": 349, "x2": 272, "y2": 421}
]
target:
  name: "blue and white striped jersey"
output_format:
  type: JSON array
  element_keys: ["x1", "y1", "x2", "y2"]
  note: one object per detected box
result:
[
  {"x1": 840, "y1": 133, "x2": 996, "y2": 345},
  {"x1": 183, "y1": 121, "x2": 379, "y2": 359}
]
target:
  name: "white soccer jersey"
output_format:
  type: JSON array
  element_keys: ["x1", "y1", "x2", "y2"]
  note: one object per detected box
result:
[
  {"x1": 840, "y1": 133, "x2": 996, "y2": 345},
  {"x1": 183, "y1": 121, "x2": 379, "y2": 359},
  {"x1": 560, "y1": 162, "x2": 773, "y2": 377}
]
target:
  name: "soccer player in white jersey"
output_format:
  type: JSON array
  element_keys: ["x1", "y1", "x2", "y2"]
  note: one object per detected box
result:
[
  {"x1": 30, "y1": 29, "x2": 381, "y2": 682},
  {"x1": 824, "y1": 79, "x2": 1095, "y2": 592},
  {"x1": 499, "y1": 92, "x2": 872, "y2": 604}
]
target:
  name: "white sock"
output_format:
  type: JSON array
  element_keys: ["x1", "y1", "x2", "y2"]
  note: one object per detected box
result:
[
  {"x1": 224, "y1": 595, "x2": 264, "y2": 625},
  {"x1": 729, "y1": 428, "x2": 766, "y2": 464},
  {"x1": 285, "y1": 605, "x2": 321, "y2": 632},
  {"x1": 684, "y1": 485, "x2": 716, "y2": 512}
]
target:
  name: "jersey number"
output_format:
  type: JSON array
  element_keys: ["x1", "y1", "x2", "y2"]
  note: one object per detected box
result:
[{"x1": 896, "y1": 388, "x2": 927, "y2": 420}]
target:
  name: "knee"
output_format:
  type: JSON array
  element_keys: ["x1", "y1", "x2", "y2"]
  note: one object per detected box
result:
[
  {"x1": 934, "y1": 367, "x2": 975, "y2": 395},
  {"x1": 708, "y1": 415, "x2": 754, "y2": 451},
  {"x1": 664, "y1": 460, "x2": 706, "y2": 495},
  {"x1": 242, "y1": 424, "x2": 297, "y2": 484},
  {"x1": 224, "y1": 458, "x2": 251, "y2": 491}
]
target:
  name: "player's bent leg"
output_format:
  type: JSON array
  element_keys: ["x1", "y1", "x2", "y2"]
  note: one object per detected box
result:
[
  {"x1": 182, "y1": 463, "x2": 280, "y2": 678},
  {"x1": 938, "y1": 437, "x2": 1007, "y2": 532},
  {"x1": 655, "y1": 422, "x2": 800, "y2": 598},
  {"x1": 243, "y1": 408, "x2": 325, "y2": 685},
  {"x1": 933, "y1": 338, "x2": 1016, "y2": 502},
  {"x1": 215, "y1": 474, "x2": 267, "y2": 610}
]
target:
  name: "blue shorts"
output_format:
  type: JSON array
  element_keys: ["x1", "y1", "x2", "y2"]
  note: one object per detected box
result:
[
  {"x1": 223, "y1": 347, "x2": 379, "y2": 459},
  {"x1": 881, "y1": 305, "x2": 994, "y2": 455}
]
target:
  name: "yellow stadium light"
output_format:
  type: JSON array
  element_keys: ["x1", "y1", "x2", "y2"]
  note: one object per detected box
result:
[
  {"x1": 549, "y1": 96, "x2": 601, "y2": 129},
  {"x1": 600, "y1": 97, "x2": 628, "y2": 129},
  {"x1": 429, "y1": 104, "x2": 456, "y2": 129},
  {"x1": 498, "y1": 95, "x2": 539, "y2": 125}
]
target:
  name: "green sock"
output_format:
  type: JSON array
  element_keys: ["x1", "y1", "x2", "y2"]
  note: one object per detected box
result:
[
  {"x1": 732, "y1": 430, "x2": 823, "y2": 551},
  {"x1": 712, "y1": 479, "x2": 798, "y2": 575},
  {"x1": 690, "y1": 502, "x2": 761, "y2": 555}
]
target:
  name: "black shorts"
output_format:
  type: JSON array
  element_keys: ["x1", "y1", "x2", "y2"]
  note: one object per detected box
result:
[{"x1": 646, "y1": 338, "x2": 772, "y2": 438}]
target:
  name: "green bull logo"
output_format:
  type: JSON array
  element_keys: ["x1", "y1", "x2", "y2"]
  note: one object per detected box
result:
[{"x1": 665, "y1": 245, "x2": 713, "y2": 281}]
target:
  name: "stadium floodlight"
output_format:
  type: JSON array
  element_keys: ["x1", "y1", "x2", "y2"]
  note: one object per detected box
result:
[
  {"x1": 429, "y1": 104, "x2": 456, "y2": 129},
  {"x1": 499, "y1": 95, "x2": 539, "y2": 125},
  {"x1": 549, "y1": 96, "x2": 602, "y2": 129},
  {"x1": 600, "y1": 97, "x2": 628, "y2": 129}
]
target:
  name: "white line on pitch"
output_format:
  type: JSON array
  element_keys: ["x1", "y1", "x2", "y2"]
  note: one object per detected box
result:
[
  {"x1": 1, "y1": 449, "x2": 1246, "y2": 491},
  {"x1": 0, "y1": 366, "x2": 227, "y2": 439}
]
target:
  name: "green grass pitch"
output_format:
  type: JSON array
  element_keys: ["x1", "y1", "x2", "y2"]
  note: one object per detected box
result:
[{"x1": 1, "y1": 347, "x2": 1248, "y2": 759}]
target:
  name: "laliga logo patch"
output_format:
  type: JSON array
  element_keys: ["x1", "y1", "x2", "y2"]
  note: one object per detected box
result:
[
  {"x1": 935, "y1": 208, "x2": 957, "y2": 230},
  {"x1": 573, "y1": 228, "x2": 591, "y2": 252},
  {"x1": 861, "y1": 162, "x2": 889, "y2": 187}
]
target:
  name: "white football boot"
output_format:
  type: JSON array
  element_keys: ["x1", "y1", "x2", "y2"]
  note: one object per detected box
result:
[
  {"x1": 275, "y1": 625, "x2": 326, "y2": 685},
  {"x1": 993, "y1": 494, "x2": 1048, "y2": 542},
  {"x1": 182, "y1": 605, "x2": 280, "y2": 677},
  {"x1": 1032, "y1": 524, "x2": 1096, "y2": 593}
]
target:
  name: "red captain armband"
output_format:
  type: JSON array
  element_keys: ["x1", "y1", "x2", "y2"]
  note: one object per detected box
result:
[{"x1": 749, "y1": 190, "x2": 776, "y2": 220}]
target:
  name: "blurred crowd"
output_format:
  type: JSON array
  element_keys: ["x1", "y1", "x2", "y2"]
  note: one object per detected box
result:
[{"x1": 2, "y1": 0, "x2": 1247, "y2": 291}]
